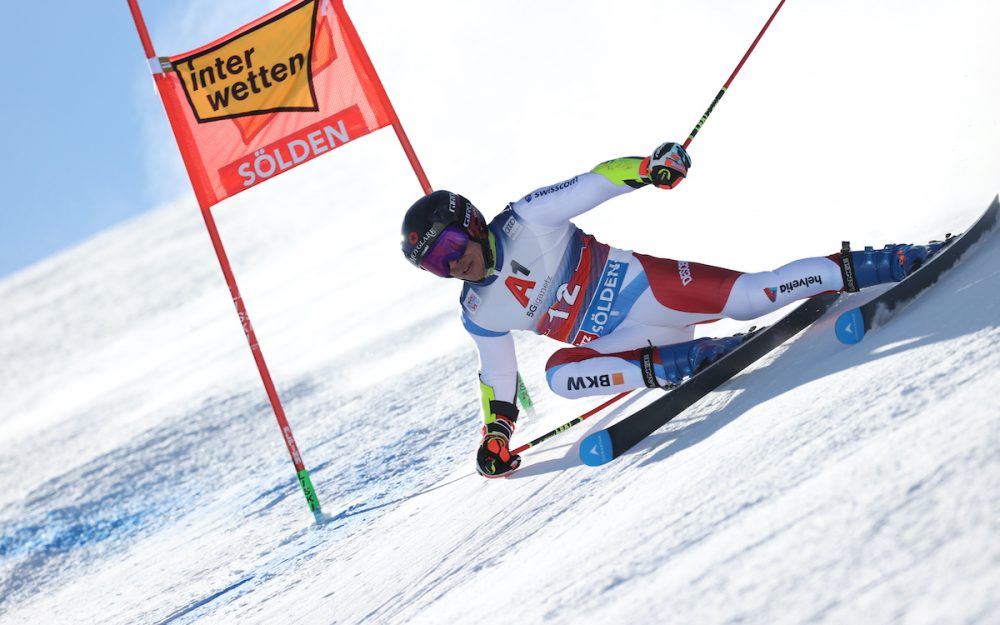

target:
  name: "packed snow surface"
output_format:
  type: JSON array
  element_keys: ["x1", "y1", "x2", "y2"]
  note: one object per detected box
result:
[{"x1": 2, "y1": 1, "x2": 999, "y2": 623}]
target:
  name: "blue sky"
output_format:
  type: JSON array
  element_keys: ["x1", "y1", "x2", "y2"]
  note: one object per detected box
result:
[
  {"x1": 1, "y1": 3, "x2": 150, "y2": 277},
  {"x1": 0, "y1": 1, "x2": 273, "y2": 278}
]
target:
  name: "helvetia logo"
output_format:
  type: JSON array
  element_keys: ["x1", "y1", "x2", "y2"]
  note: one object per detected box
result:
[
  {"x1": 173, "y1": 0, "x2": 320, "y2": 123},
  {"x1": 780, "y1": 275, "x2": 822, "y2": 294},
  {"x1": 763, "y1": 275, "x2": 823, "y2": 302}
]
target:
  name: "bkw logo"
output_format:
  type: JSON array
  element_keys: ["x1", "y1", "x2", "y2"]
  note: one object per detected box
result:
[{"x1": 567, "y1": 372, "x2": 624, "y2": 391}]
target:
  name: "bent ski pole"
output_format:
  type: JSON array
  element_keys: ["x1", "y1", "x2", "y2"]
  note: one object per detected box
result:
[
  {"x1": 683, "y1": 0, "x2": 787, "y2": 149},
  {"x1": 511, "y1": 391, "x2": 632, "y2": 456}
]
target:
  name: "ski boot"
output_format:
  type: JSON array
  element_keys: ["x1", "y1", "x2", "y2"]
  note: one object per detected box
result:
[
  {"x1": 837, "y1": 241, "x2": 947, "y2": 292},
  {"x1": 651, "y1": 334, "x2": 749, "y2": 387}
]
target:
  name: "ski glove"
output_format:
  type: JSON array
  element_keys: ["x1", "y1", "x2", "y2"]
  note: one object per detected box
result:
[
  {"x1": 640, "y1": 142, "x2": 692, "y2": 189},
  {"x1": 476, "y1": 400, "x2": 520, "y2": 478}
]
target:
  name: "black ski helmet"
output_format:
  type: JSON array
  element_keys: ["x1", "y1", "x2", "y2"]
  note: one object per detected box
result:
[{"x1": 401, "y1": 190, "x2": 493, "y2": 275}]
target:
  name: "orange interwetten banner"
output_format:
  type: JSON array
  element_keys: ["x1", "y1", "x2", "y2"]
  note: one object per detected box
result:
[{"x1": 153, "y1": 0, "x2": 397, "y2": 208}]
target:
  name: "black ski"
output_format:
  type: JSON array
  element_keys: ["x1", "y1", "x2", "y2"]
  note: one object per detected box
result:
[
  {"x1": 580, "y1": 291, "x2": 841, "y2": 466},
  {"x1": 835, "y1": 195, "x2": 1000, "y2": 344}
]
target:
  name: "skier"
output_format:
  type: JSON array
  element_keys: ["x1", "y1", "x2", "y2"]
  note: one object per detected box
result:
[{"x1": 400, "y1": 142, "x2": 942, "y2": 478}]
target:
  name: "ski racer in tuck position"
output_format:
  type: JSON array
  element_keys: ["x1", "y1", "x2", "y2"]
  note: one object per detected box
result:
[{"x1": 400, "y1": 142, "x2": 942, "y2": 478}]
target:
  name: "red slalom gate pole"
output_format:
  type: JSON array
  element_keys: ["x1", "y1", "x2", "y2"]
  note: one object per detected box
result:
[
  {"x1": 683, "y1": 0, "x2": 788, "y2": 149},
  {"x1": 126, "y1": 0, "x2": 323, "y2": 524},
  {"x1": 198, "y1": 208, "x2": 324, "y2": 524}
]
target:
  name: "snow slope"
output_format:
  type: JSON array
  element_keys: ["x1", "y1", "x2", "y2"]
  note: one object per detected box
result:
[
  {"x1": 2, "y1": 193, "x2": 998, "y2": 625},
  {"x1": 2, "y1": 1, "x2": 999, "y2": 623}
]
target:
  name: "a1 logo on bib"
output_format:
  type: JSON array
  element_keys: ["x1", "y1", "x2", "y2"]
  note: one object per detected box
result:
[
  {"x1": 505, "y1": 276, "x2": 535, "y2": 307},
  {"x1": 506, "y1": 259, "x2": 535, "y2": 307}
]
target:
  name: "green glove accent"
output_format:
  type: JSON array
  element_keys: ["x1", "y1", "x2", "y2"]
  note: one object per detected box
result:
[
  {"x1": 479, "y1": 378, "x2": 497, "y2": 424},
  {"x1": 590, "y1": 157, "x2": 650, "y2": 189}
]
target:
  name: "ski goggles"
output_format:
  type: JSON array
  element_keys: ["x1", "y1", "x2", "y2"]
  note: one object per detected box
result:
[{"x1": 419, "y1": 224, "x2": 469, "y2": 277}]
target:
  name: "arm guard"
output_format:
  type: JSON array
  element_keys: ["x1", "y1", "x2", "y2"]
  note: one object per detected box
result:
[
  {"x1": 590, "y1": 157, "x2": 652, "y2": 189},
  {"x1": 479, "y1": 377, "x2": 519, "y2": 434}
]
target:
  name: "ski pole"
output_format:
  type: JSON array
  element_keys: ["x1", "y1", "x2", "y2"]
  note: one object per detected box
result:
[
  {"x1": 511, "y1": 391, "x2": 632, "y2": 456},
  {"x1": 683, "y1": 0, "x2": 787, "y2": 149}
]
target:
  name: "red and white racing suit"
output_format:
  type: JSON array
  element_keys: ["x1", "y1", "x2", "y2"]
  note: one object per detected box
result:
[{"x1": 461, "y1": 158, "x2": 843, "y2": 419}]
